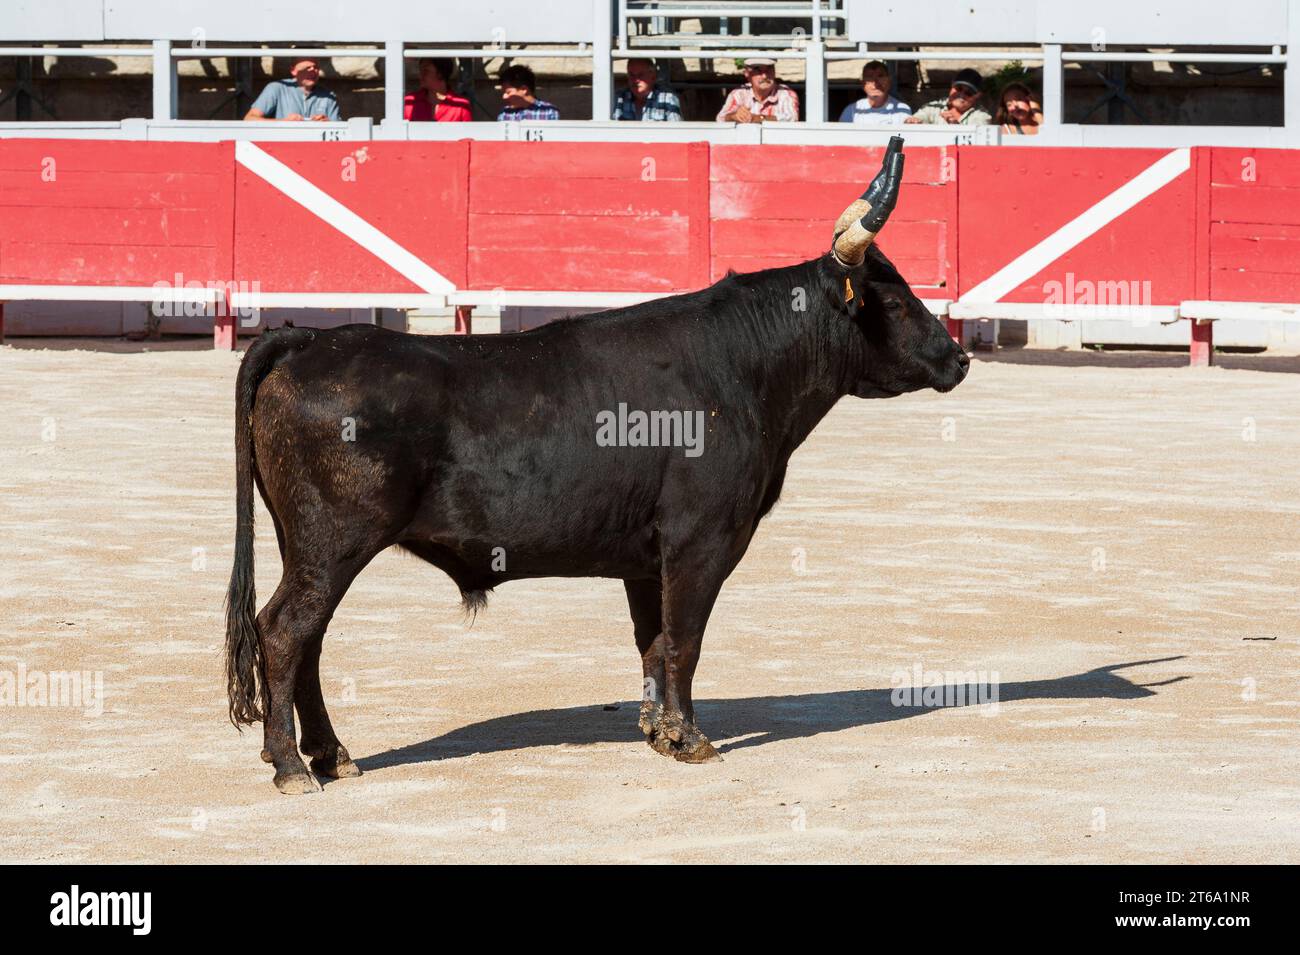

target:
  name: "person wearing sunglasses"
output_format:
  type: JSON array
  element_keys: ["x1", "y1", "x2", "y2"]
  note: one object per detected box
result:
[{"x1": 905, "y1": 68, "x2": 990, "y2": 126}]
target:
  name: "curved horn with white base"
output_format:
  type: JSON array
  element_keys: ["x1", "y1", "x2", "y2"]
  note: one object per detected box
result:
[{"x1": 831, "y1": 135, "x2": 906, "y2": 267}]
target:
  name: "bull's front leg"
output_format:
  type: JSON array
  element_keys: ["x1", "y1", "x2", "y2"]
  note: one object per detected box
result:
[{"x1": 652, "y1": 557, "x2": 727, "y2": 764}]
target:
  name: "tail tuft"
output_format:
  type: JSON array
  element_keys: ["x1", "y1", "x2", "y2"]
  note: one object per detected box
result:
[
  {"x1": 460, "y1": 588, "x2": 491, "y2": 622},
  {"x1": 225, "y1": 570, "x2": 264, "y2": 727}
]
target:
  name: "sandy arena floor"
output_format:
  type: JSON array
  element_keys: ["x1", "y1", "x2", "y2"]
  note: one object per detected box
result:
[{"x1": 1, "y1": 339, "x2": 1297, "y2": 864}]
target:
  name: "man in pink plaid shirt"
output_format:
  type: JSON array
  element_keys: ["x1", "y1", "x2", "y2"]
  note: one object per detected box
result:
[{"x1": 716, "y1": 58, "x2": 801, "y2": 123}]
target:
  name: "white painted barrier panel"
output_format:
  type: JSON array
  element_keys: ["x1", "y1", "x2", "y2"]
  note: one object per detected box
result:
[
  {"x1": 0, "y1": 0, "x2": 105, "y2": 41},
  {"x1": 846, "y1": 1, "x2": 1038, "y2": 43},
  {"x1": 101, "y1": 0, "x2": 592, "y2": 42},
  {"x1": 1038, "y1": 1, "x2": 1288, "y2": 45},
  {"x1": 846, "y1": 0, "x2": 1289, "y2": 46}
]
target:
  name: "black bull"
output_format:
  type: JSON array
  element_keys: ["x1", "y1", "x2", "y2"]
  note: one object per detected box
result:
[{"x1": 225, "y1": 153, "x2": 970, "y2": 794}]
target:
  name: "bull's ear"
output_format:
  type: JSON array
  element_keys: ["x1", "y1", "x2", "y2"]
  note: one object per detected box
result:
[{"x1": 831, "y1": 135, "x2": 905, "y2": 267}]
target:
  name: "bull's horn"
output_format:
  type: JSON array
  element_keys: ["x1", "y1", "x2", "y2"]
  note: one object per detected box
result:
[{"x1": 832, "y1": 135, "x2": 906, "y2": 267}]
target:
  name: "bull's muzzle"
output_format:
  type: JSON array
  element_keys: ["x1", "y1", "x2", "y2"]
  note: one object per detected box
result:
[{"x1": 832, "y1": 135, "x2": 905, "y2": 267}]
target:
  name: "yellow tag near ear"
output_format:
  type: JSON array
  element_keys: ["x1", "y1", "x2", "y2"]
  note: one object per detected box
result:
[{"x1": 844, "y1": 277, "x2": 854, "y2": 303}]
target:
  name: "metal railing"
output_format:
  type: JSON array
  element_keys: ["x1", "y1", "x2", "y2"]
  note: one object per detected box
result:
[
  {"x1": 821, "y1": 44, "x2": 1289, "y2": 127},
  {"x1": 0, "y1": 46, "x2": 153, "y2": 57},
  {"x1": 0, "y1": 34, "x2": 1295, "y2": 132},
  {"x1": 619, "y1": 0, "x2": 846, "y2": 48}
]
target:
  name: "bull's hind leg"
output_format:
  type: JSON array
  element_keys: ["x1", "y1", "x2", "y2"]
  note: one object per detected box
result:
[
  {"x1": 257, "y1": 578, "x2": 325, "y2": 794},
  {"x1": 258, "y1": 554, "x2": 371, "y2": 794},
  {"x1": 295, "y1": 634, "x2": 361, "y2": 780},
  {"x1": 624, "y1": 579, "x2": 670, "y2": 754}
]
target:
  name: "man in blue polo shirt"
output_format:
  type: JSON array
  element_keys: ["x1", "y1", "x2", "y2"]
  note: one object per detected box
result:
[
  {"x1": 244, "y1": 57, "x2": 342, "y2": 122},
  {"x1": 839, "y1": 60, "x2": 912, "y2": 125}
]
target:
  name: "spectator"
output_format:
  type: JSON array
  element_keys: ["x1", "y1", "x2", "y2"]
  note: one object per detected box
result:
[
  {"x1": 905, "y1": 68, "x2": 991, "y2": 126},
  {"x1": 613, "y1": 58, "x2": 682, "y2": 121},
  {"x1": 405, "y1": 58, "x2": 472, "y2": 122},
  {"x1": 996, "y1": 81, "x2": 1042, "y2": 134},
  {"x1": 717, "y1": 58, "x2": 800, "y2": 123},
  {"x1": 244, "y1": 57, "x2": 341, "y2": 122},
  {"x1": 839, "y1": 60, "x2": 912, "y2": 125},
  {"x1": 497, "y1": 65, "x2": 560, "y2": 121}
]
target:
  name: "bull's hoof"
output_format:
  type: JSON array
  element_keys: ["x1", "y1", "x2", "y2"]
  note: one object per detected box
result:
[
  {"x1": 645, "y1": 711, "x2": 722, "y2": 763},
  {"x1": 310, "y1": 747, "x2": 362, "y2": 779},
  {"x1": 638, "y1": 699, "x2": 661, "y2": 737},
  {"x1": 647, "y1": 729, "x2": 678, "y2": 757},
  {"x1": 657, "y1": 711, "x2": 686, "y2": 744},
  {"x1": 675, "y1": 737, "x2": 723, "y2": 764},
  {"x1": 273, "y1": 769, "x2": 323, "y2": 795}
]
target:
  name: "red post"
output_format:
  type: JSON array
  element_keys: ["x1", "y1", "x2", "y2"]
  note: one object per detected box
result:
[
  {"x1": 215, "y1": 291, "x2": 236, "y2": 350},
  {"x1": 1192, "y1": 147, "x2": 1212, "y2": 302},
  {"x1": 454, "y1": 305, "x2": 473, "y2": 335},
  {"x1": 944, "y1": 144, "x2": 960, "y2": 300},
  {"x1": 945, "y1": 317, "x2": 963, "y2": 344},
  {"x1": 216, "y1": 139, "x2": 237, "y2": 351},
  {"x1": 686, "y1": 141, "x2": 712, "y2": 289},
  {"x1": 1189, "y1": 319, "x2": 1213, "y2": 367}
]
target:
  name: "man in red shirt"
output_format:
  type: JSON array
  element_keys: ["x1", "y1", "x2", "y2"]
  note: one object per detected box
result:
[{"x1": 404, "y1": 58, "x2": 472, "y2": 122}]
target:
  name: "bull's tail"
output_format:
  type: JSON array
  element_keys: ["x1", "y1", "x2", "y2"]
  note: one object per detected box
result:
[{"x1": 225, "y1": 326, "x2": 315, "y2": 727}]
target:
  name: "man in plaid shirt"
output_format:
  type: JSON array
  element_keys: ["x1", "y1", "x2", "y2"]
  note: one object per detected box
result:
[
  {"x1": 498, "y1": 64, "x2": 561, "y2": 121},
  {"x1": 612, "y1": 59, "x2": 682, "y2": 121},
  {"x1": 716, "y1": 58, "x2": 800, "y2": 123}
]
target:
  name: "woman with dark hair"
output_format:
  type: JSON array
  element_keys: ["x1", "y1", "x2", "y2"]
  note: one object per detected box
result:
[
  {"x1": 404, "y1": 58, "x2": 472, "y2": 122},
  {"x1": 996, "y1": 82, "x2": 1042, "y2": 135}
]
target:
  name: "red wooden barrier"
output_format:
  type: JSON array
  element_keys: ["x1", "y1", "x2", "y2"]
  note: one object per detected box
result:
[
  {"x1": 465, "y1": 141, "x2": 710, "y2": 292},
  {"x1": 709, "y1": 144, "x2": 955, "y2": 294},
  {"x1": 5, "y1": 139, "x2": 1300, "y2": 361},
  {"x1": 0, "y1": 139, "x2": 233, "y2": 289},
  {"x1": 233, "y1": 141, "x2": 469, "y2": 295},
  {"x1": 956, "y1": 146, "x2": 1197, "y2": 307},
  {"x1": 1206, "y1": 148, "x2": 1300, "y2": 303}
]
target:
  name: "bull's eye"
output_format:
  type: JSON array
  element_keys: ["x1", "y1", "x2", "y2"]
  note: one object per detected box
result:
[{"x1": 882, "y1": 297, "x2": 903, "y2": 311}]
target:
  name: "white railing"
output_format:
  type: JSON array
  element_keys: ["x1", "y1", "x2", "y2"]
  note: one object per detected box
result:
[
  {"x1": 619, "y1": 0, "x2": 846, "y2": 42},
  {"x1": 0, "y1": 0, "x2": 1296, "y2": 133},
  {"x1": 5, "y1": 116, "x2": 1296, "y2": 151},
  {"x1": 0, "y1": 46, "x2": 152, "y2": 56},
  {"x1": 3, "y1": 39, "x2": 1294, "y2": 133}
]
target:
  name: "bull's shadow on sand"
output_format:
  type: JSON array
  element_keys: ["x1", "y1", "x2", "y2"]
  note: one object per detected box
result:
[{"x1": 356, "y1": 657, "x2": 1187, "y2": 773}]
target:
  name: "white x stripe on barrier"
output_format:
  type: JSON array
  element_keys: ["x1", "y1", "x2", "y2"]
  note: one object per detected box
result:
[
  {"x1": 234, "y1": 140, "x2": 455, "y2": 296},
  {"x1": 959, "y1": 148, "x2": 1191, "y2": 305}
]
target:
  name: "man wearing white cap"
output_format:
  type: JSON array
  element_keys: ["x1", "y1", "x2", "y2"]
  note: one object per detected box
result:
[{"x1": 717, "y1": 58, "x2": 800, "y2": 123}]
